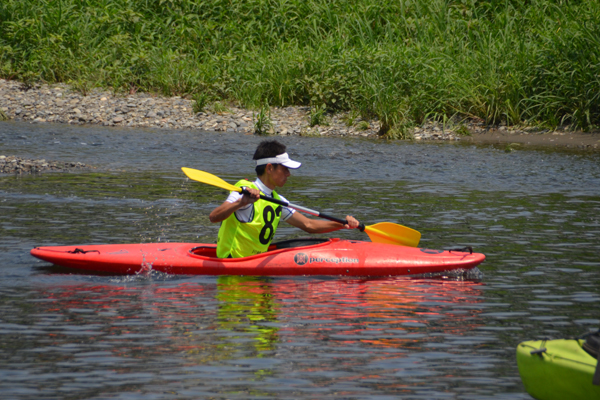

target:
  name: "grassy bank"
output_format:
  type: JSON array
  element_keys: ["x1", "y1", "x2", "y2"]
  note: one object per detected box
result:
[{"x1": 1, "y1": 0, "x2": 599, "y2": 133}]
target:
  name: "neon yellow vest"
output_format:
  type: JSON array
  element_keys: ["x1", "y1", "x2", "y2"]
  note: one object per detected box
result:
[{"x1": 217, "y1": 180, "x2": 283, "y2": 258}]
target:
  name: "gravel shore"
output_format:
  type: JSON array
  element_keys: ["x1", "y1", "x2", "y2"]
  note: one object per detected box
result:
[
  {"x1": 1, "y1": 79, "x2": 598, "y2": 152},
  {"x1": 0, "y1": 79, "x2": 465, "y2": 140}
]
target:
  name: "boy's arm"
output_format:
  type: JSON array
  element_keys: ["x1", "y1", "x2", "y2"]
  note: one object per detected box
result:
[
  {"x1": 285, "y1": 212, "x2": 358, "y2": 233},
  {"x1": 209, "y1": 188, "x2": 260, "y2": 223}
]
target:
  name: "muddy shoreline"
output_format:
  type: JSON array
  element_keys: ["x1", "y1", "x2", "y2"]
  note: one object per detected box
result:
[
  {"x1": 463, "y1": 129, "x2": 600, "y2": 151},
  {"x1": 1, "y1": 79, "x2": 599, "y2": 152}
]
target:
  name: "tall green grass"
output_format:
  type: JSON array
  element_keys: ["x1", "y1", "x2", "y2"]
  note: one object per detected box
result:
[{"x1": 1, "y1": 0, "x2": 599, "y2": 131}]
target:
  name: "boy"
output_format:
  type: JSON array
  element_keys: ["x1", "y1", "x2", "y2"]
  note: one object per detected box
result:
[{"x1": 210, "y1": 140, "x2": 359, "y2": 258}]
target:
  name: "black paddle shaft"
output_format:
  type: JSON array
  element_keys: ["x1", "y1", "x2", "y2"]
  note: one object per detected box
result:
[{"x1": 240, "y1": 188, "x2": 366, "y2": 231}]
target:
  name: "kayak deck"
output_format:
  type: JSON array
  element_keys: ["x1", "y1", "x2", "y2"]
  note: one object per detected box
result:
[
  {"x1": 517, "y1": 339, "x2": 600, "y2": 400},
  {"x1": 31, "y1": 238, "x2": 485, "y2": 276}
]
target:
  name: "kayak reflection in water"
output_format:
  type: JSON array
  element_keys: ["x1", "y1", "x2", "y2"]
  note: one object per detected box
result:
[
  {"x1": 209, "y1": 140, "x2": 359, "y2": 258},
  {"x1": 216, "y1": 276, "x2": 279, "y2": 353}
]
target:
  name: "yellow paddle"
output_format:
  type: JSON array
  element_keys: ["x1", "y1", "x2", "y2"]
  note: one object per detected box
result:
[{"x1": 182, "y1": 167, "x2": 421, "y2": 247}]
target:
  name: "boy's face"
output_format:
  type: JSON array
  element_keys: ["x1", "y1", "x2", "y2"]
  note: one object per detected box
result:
[{"x1": 266, "y1": 164, "x2": 290, "y2": 188}]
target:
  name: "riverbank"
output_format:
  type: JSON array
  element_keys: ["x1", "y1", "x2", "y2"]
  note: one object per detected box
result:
[
  {"x1": 0, "y1": 79, "x2": 462, "y2": 139},
  {"x1": 1, "y1": 79, "x2": 598, "y2": 151},
  {"x1": 3, "y1": 1, "x2": 599, "y2": 133}
]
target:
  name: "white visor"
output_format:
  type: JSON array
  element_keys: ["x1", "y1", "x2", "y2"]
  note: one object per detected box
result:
[{"x1": 255, "y1": 152, "x2": 301, "y2": 169}]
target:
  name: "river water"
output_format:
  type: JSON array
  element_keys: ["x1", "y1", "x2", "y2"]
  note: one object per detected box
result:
[{"x1": 0, "y1": 121, "x2": 599, "y2": 399}]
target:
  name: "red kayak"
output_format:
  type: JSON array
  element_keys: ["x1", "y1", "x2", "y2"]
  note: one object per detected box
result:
[{"x1": 30, "y1": 238, "x2": 485, "y2": 276}]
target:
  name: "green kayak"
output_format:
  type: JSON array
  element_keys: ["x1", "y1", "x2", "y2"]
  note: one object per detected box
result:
[{"x1": 516, "y1": 334, "x2": 600, "y2": 400}]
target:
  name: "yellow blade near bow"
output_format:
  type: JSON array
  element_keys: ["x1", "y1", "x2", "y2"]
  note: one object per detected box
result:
[
  {"x1": 182, "y1": 167, "x2": 242, "y2": 193},
  {"x1": 364, "y1": 222, "x2": 421, "y2": 247}
]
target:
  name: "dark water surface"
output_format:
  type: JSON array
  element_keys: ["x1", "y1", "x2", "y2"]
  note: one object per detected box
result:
[{"x1": 1, "y1": 121, "x2": 599, "y2": 399}]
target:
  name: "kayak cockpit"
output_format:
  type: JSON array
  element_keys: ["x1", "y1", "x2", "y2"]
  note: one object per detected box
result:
[
  {"x1": 189, "y1": 246, "x2": 218, "y2": 258},
  {"x1": 268, "y1": 237, "x2": 331, "y2": 249},
  {"x1": 189, "y1": 238, "x2": 333, "y2": 259}
]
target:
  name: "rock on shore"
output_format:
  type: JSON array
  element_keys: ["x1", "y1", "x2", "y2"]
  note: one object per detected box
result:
[
  {"x1": 0, "y1": 79, "x2": 466, "y2": 140},
  {"x1": 0, "y1": 155, "x2": 95, "y2": 174}
]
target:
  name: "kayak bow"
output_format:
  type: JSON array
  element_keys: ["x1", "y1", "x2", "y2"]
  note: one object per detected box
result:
[{"x1": 517, "y1": 335, "x2": 600, "y2": 400}]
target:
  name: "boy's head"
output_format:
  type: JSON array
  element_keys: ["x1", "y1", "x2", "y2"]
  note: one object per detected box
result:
[{"x1": 253, "y1": 140, "x2": 301, "y2": 176}]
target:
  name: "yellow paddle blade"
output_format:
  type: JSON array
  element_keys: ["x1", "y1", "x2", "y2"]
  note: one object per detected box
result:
[
  {"x1": 364, "y1": 222, "x2": 421, "y2": 247},
  {"x1": 181, "y1": 167, "x2": 241, "y2": 193}
]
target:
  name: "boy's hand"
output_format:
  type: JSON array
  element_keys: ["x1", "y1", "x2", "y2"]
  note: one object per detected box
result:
[
  {"x1": 344, "y1": 215, "x2": 360, "y2": 229},
  {"x1": 240, "y1": 187, "x2": 260, "y2": 206}
]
